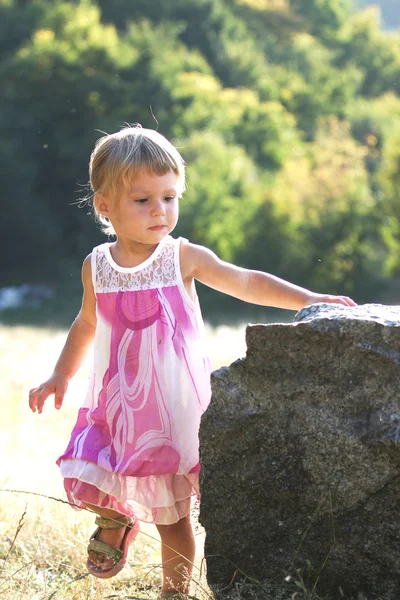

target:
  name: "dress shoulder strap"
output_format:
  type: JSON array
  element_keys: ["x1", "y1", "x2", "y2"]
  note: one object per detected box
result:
[
  {"x1": 90, "y1": 246, "x2": 98, "y2": 293},
  {"x1": 172, "y1": 237, "x2": 200, "y2": 311}
]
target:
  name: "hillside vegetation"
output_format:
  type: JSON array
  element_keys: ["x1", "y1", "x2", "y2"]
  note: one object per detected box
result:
[
  {"x1": 356, "y1": 0, "x2": 399, "y2": 28},
  {"x1": 2, "y1": 0, "x2": 400, "y2": 317}
]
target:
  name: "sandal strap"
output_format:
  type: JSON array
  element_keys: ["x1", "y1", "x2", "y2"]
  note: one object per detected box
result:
[
  {"x1": 94, "y1": 515, "x2": 134, "y2": 530},
  {"x1": 88, "y1": 538, "x2": 122, "y2": 564}
]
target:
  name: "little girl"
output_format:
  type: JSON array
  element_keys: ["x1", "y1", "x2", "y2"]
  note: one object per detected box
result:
[{"x1": 29, "y1": 126, "x2": 356, "y2": 597}]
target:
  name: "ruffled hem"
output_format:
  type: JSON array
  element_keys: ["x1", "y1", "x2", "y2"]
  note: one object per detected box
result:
[{"x1": 59, "y1": 458, "x2": 199, "y2": 525}]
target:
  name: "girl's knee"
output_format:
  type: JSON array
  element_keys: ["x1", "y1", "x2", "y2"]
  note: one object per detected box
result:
[
  {"x1": 157, "y1": 513, "x2": 192, "y2": 536},
  {"x1": 177, "y1": 513, "x2": 191, "y2": 527}
]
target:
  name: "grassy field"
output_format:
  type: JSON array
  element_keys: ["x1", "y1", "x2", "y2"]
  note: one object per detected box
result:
[{"x1": 0, "y1": 322, "x2": 250, "y2": 600}]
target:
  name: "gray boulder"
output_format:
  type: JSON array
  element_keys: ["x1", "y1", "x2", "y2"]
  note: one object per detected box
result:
[{"x1": 199, "y1": 304, "x2": 400, "y2": 599}]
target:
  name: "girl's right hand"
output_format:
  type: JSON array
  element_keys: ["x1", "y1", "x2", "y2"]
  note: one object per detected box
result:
[{"x1": 29, "y1": 371, "x2": 69, "y2": 414}]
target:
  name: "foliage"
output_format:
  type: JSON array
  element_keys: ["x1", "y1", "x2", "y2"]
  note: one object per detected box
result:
[
  {"x1": 239, "y1": 118, "x2": 385, "y2": 297},
  {"x1": 1, "y1": 0, "x2": 400, "y2": 315},
  {"x1": 356, "y1": 0, "x2": 400, "y2": 29},
  {"x1": 176, "y1": 131, "x2": 264, "y2": 260},
  {"x1": 291, "y1": 0, "x2": 352, "y2": 41},
  {"x1": 337, "y1": 7, "x2": 400, "y2": 96}
]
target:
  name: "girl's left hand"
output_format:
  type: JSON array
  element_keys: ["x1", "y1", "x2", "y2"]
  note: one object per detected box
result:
[{"x1": 304, "y1": 294, "x2": 357, "y2": 308}]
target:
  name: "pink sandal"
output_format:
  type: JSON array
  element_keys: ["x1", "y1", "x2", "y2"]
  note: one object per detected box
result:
[{"x1": 86, "y1": 514, "x2": 139, "y2": 579}]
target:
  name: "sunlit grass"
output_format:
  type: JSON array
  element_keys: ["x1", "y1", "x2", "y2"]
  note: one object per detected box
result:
[{"x1": 0, "y1": 322, "x2": 249, "y2": 599}]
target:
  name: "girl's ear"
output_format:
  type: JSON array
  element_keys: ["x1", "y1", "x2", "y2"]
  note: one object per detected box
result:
[{"x1": 94, "y1": 193, "x2": 112, "y2": 217}]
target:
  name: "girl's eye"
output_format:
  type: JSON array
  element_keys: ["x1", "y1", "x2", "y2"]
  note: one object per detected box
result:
[
  {"x1": 165, "y1": 196, "x2": 175, "y2": 202},
  {"x1": 136, "y1": 198, "x2": 147, "y2": 203}
]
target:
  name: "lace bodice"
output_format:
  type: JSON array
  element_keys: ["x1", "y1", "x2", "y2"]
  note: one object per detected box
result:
[{"x1": 93, "y1": 237, "x2": 178, "y2": 294}]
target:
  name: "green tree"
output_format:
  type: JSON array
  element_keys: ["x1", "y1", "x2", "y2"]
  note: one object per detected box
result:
[
  {"x1": 356, "y1": 0, "x2": 400, "y2": 29},
  {"x1": 242, "y1": 118, "x2": 387, "y2": 298},
  {"x1": 337, "y1": 7, "x2": 400, "y2": 96},
  {"x1": 1, "y1": 0, "x2": 140, "y2": 279},
  {"x1": 376, "y1": 132, "x2": 400, "y2": 276},
  {"x1": 176, "y1": 131, "x2": 263, "y2": 261},
  {"x1": 291, "y1": 0, "x2": 351, "y2": 41},
  {"x1": 0, "y1": 0, "x2": 46, "y2": 58}
]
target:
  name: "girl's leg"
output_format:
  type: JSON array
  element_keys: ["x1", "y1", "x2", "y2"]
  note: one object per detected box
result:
[
  {"x1": 84, "y1": 502, "x2": 130, "y2": 571},
  {"x1": 156, "y1": 513, "x2": 195, "y2": 595}
]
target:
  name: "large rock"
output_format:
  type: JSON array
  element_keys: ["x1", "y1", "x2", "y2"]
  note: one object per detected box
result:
[{"x1": 199, "y1": 304, "x2": 400, "y2": 600}]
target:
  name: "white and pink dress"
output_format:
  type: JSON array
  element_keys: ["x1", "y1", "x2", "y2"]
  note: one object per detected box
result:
[{"x1": 57, "y1": 236, "x2": 212, "y2": 525}]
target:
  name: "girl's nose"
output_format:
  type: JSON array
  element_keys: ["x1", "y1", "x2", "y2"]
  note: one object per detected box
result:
[{"x1": 151, "y1": 200, "x2": 166, "y2": 216}]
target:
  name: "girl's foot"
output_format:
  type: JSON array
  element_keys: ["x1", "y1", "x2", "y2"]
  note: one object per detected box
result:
[
  {"x1": 87, "y1": 521, "x2": 127, "y2": 570},
  {"x1": 86, "y1": 515, "x2": 139, "y2": 578}
]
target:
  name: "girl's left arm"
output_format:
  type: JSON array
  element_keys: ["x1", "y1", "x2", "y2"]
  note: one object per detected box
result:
[{"x1": 181, "y1": 242, "x2": 356, "y2": 310}]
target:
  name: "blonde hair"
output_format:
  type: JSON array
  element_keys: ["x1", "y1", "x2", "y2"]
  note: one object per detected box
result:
[{"x1": 89, "y1": 125, "x2": 186, "y2": 235}]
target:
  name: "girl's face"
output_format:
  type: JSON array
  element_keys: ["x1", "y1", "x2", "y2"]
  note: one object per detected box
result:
[{"x1": 99, "y1": 170, "x2": 180, "y2": 246}]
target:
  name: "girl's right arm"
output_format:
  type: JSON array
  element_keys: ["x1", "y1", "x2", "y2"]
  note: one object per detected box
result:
[{"x1": 28, "y1": 254, "x2": 97, "y2": 414}]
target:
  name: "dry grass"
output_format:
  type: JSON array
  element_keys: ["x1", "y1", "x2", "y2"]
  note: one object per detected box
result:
[{"x1": 0, "y1": 323, "x2": 248, "y2": 599}]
